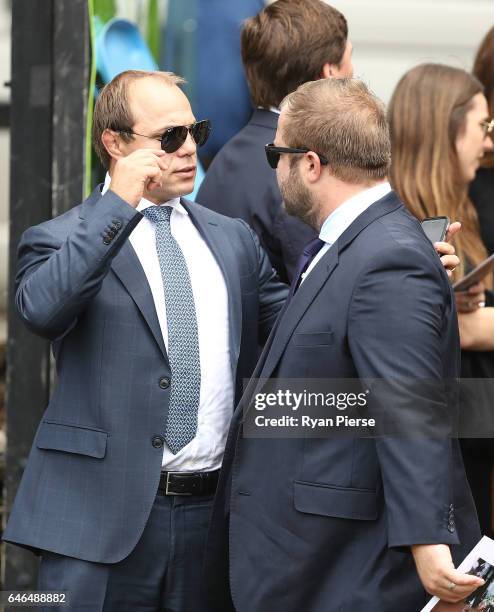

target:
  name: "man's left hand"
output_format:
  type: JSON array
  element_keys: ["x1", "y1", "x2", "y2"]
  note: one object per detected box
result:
[{"x1": 412, "y1": 544, "x2": 484, "y2": 603}]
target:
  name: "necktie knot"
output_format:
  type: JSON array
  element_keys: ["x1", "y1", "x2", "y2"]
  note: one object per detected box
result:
[
  {"x1": 303, "y1": 238, "x2": 325, "y2": 258},
  {"x1": 143, "y1": 205, "x2": 172, "y2": 225}
]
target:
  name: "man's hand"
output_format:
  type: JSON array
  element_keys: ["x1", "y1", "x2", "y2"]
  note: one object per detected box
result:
[
  {"x1": 435, "y1": 222, "x2": 462, "y2": 277},
  {"x1": 412, "y1": 544, "x2": 484, "y2": 603},
  {"x1": 109, "y1": 149, "x2": 168, "y2": 208},
  {"x1": 455, "y1": 282, "x2": 486, "y2": 313}
]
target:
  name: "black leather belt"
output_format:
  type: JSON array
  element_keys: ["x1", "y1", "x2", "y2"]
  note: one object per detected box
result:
[{"x1": 158, "y1": 470, "x2": 219, "y2": 496}]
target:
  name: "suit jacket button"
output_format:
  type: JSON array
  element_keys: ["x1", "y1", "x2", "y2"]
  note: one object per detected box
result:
[
  {"x1": 152, "y1": 436, "x2": 164, "y2": 449},
  {"x1": 447, "y1": 523, "x2": 455, "y2": 533},
  {"x1": 112, "y1": 220, "x2": 122, "y2": 229},
  {"x1": 159, "y1": 377, "x2": 170, "y2": 389},
  {"x1": 103, "y1": 237, "x2": 111, "y2": 245}
]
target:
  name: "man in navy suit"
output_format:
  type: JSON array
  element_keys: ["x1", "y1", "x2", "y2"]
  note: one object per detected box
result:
[
  {"x1": 197, "y1": 0, "x2": 353, "y2": 283},
  {"x1": 205, "y1": 78, "x2": 483, "y2": 611},
  {"x1": 4, "y1": 70, "x2": 287, "y2": 611}
]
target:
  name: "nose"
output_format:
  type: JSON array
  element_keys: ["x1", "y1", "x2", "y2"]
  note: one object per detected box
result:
[
  {"x1": 178, "y1": 130, "x2": 197, "y2": 156},
  {"x1": 484, "y1": 132, "x2": 494, "y2": 151}
]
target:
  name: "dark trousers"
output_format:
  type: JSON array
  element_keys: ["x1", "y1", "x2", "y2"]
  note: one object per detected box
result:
[{"x1": 38, "y1": 492, "x2": 215, "y2": 611}]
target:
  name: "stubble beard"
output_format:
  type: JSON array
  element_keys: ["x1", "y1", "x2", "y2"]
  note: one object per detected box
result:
[{"x1": 280, "y1": 166, "x2": 321, "y2": 230}]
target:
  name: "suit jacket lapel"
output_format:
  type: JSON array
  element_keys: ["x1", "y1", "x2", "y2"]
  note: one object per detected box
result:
[
  {"x1": 181, "y1": 199, "x2": 242, "y2": 381},
  {"x1": 111, "y1": 240, "x2": 168, "y2": 360},
  {"x1": 80, "y1": 185, "x2": 168, "y2": 361},
  {"x1": 258, "y1": 246, "x2": 339, "y2": 382},
  {"x1": 255, "y1": 191, "x2": 404, "y2": 384},
  {"x1": 236, "y1": 249, "x2": 338, "y2": 424}
]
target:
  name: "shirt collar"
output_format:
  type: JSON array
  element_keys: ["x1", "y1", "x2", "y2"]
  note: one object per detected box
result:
[
  {"x1": 101, "y1": 172, "x2": 187, "y2": 215},
  {"x1": 256, "y1": 106, "x2": 281, "y2": 115},
  {"x1": 319, "y1": 182, "x2": 391, "y2": 246}
]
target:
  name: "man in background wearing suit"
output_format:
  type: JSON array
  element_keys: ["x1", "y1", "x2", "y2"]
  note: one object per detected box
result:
[
  {"x1": 206, "y1": 78, "x2": 483, "y2": 611},
  {"x1": 197, "y1": 0, "x2": 352, "y2": 283},
  {"x1": 3, "y1": 70, "x2": 287, "y2": 611}
]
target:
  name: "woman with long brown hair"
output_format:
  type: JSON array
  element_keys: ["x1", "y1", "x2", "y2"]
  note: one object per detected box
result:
[{"x1": 388, "y1": 63, "x2": 494, "y2": 537}]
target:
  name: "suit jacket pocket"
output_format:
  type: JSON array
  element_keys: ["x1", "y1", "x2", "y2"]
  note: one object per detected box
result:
[
  {"x1": 293, "y1": 480, "x2": 378, "y2": 520},
  {"x1": 36, "y1": 420, "x2": 108, "y2": 459},
  {"x1": 293, "y1": 332, "x2": 334, "y2": 346}
]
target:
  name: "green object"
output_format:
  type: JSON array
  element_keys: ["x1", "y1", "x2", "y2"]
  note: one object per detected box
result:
[
  {"x1": 147, "y1": 0, "x2": 160, "y2": 63},
  {"x1": 85, "y1": 0, "x2": 98, "y2": 198},
  {"x1": 94, "y1": 0, "x2": 115, "y2": 25}
]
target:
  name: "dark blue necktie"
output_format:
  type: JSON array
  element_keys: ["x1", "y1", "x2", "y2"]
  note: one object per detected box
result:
[{"x1": 288, "y1": 238, "x2": 326, "y2": 301}]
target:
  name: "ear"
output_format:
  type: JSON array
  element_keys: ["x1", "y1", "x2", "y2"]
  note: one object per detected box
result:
[
  {"x1": 320, "y1": 62, "x2": 334, "y2": 79},
  {"x1": 303, "y1": 151, "x2": 325, "y2": 184},
  {"x1": 101, "y1": 129, "x2": 125, "y2": 162}
]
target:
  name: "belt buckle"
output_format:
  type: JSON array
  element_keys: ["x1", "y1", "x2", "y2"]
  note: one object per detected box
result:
[{"x1": 165, "y1": 471, "x2": 192, "y2": 496}]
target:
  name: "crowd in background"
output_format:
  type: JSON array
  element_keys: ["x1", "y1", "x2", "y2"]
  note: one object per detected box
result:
[{"x1": 197, "y1": 4, "x2": 494, "y2": 538}]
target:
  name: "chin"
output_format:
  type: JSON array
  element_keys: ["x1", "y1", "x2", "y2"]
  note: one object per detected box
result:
[
  {"x1": 468, "y1": 167, "x2": 478, "y2": 182},
  {"x1": 179, "y1": 179, "x2": 196, "y2": 196}
]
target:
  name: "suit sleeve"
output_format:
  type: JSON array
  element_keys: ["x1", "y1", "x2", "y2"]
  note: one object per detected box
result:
[
  {"x1": 348, "y1": 243, "x2": 460, "y2": 549},
  {"x1": 237, "y1": 220, "x2": 289, "y2": 344},
  {"x1": 15, "y1": 190, "x2": 141, "y2": 340}
]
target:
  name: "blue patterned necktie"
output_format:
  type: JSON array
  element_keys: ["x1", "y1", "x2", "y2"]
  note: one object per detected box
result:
[
  {"x1": 288, "y1": 238, "x2": 326, "y2": 301},
  {"x1": 143, "y1": 205, "x2": 201, "y2": 454}
]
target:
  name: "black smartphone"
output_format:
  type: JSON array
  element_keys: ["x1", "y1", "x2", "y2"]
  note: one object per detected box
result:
[{"x1": 421, "y1": 216, "x2": 450, "y2": 244}]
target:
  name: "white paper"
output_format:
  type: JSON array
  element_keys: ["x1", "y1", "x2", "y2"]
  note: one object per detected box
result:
[{"x1": 421, "y1": 536, "x2": 494, "y2": 612}]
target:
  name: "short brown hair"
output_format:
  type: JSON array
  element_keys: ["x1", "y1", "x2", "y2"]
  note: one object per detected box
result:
[
  {"x1": 241, "y1": 0, "x2": 348, "y2": 109},
  {"x1": 280, "y1": 78, "x2": 391, "y2": 184},
  {"x1": 92, "y1": 70, "x2": 185, "y2": 169},
  {"x1": 388, "y1": 63, "x2": 486, "y2": 281}
]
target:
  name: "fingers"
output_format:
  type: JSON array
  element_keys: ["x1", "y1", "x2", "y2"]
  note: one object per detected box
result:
[
  {"x1": 467, "y1": 282, "x2": 485, "y2": 296},
  {"x1": 145, "y1": 165, "x2": 164, "y2": 191},
  {"x1": 456, "y1": 283, "x2": 486, "y2": 312},
  {"x1": 136, "y1": 149, "x2": 169, "y2": 171},
  {"x1": 447, "y1": 568, "x2": 485, "y2": 587},
  {"x1": 435, "y1": 241, "x2": 455, "y2": 256},
  {"x1": 445, "y1": 221, "x2": 462, "y2": 242},
  {"x1": 433, "y1": 570, "x2": 485, "y2": 603},
  {"x1": 439, "y1": 254, "x2": 460, "y2": 275}
]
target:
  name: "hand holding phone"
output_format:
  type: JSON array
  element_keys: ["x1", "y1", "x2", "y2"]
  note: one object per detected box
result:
[{"x1": 421, "y1": 216, "x2": 450, "y2": 244}]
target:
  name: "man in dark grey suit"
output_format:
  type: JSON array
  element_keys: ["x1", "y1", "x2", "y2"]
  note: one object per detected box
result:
[
  {"x1": 197, "y1": 0, "x2": 353, "y2": 283},
  {"x1": 205, "y1": 78, "x2": 483, "y2": 611},
  {"x1": 3, "y1": 70, "x2": 287, "y2": 611}
]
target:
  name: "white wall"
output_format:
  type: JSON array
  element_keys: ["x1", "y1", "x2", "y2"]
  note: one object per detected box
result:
[{"x1": 329, "y1": 0, "x2": 494, "y2": 103}]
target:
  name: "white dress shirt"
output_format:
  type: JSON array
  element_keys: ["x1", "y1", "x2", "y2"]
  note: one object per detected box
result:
[
  {"x1": 102, "y1": 175, "x2": 233, "y2": 472},
  {"x1": 302, "y1": 182, "x2": 392, "y2": 282}
]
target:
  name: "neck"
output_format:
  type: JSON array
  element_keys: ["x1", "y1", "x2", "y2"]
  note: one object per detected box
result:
[{"x1": 315, "y1": 178, "x2": 387, "y2": 230}]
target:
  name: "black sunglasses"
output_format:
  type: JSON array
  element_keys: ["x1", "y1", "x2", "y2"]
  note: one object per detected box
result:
[
  {"x1": 122, "y1": 119, "x2": 212, "y2": 153},
  {"x1": 265, "y1": 143, "x2": 329, "y2": 169}
]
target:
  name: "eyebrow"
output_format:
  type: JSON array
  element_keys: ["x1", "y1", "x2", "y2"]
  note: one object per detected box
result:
[{"x1": 151, "y1": 120, "x2": 198, "y2": 137}]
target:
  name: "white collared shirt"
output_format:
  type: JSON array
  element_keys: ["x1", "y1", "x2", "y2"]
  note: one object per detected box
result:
[
  {"x1": 302, "y1": 182, "x2": 392, "y2": 281},
  {"x1": 102, "y1": 174, "x2": 233, "y2": 472}
]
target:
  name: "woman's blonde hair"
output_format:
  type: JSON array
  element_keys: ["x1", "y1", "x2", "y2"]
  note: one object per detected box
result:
[{"x1": 388, "y1": 63, "x2": 487, "y2": 282}]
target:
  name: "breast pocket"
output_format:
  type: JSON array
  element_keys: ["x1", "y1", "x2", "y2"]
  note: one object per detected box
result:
[{"x1": 293, "y1": 331, "x2": 334, "y2": 347}]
